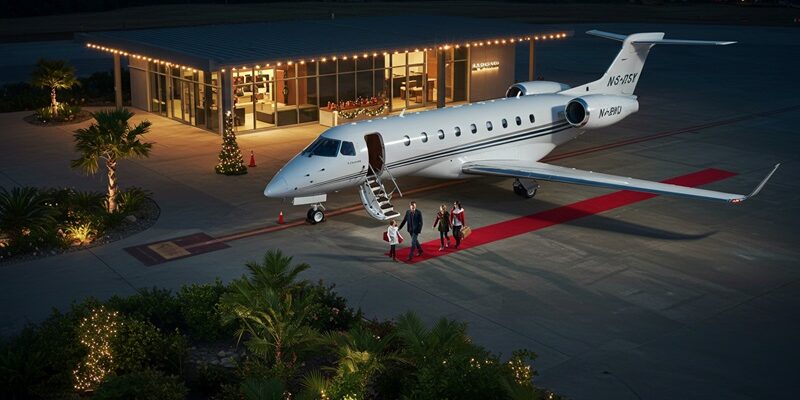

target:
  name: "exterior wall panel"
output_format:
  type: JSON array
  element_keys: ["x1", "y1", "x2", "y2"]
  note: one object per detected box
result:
[
  {"x1": 129, "y1": 58, "x2": 149, "y2": 111},
  {"x1": 468, "y1": 45, "x2": 515, "y2": 102}
]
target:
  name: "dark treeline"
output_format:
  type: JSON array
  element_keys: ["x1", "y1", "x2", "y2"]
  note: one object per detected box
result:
[{"x1": 1, "y1": 0, "x2": 728, "y2": 19}]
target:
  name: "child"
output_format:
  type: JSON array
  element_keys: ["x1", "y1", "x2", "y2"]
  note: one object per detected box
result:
[
  {"x1": 433, "y1": 204, "x2": 451, "y2": 251},
  {"x1": 387, "y1": 219, "x2": 401, "y2": 261},
  {"x1": 450, "y1": 200, "x2": 466, "y2": 249}
]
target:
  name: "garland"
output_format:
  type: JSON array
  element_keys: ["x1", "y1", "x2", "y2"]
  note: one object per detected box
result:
[{"x1": 338, "y1": 104, "x2": 386, "y2": 120}]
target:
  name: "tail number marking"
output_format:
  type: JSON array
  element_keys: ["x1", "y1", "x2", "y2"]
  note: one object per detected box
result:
[
  {"x1": 606, "y1": 73, "x2": 638, "y2": 87},
  {"x1": 599, "y1": 106, "x2": 622, "y2": 118}
]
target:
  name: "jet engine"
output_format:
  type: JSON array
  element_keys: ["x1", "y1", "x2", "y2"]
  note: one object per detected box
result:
[
  {"x1": 564, "y1": 95, "x2": 639, "y2": 129},
  {"x1": 506, "y1": 81, "x2": 571, "y2": 97}
]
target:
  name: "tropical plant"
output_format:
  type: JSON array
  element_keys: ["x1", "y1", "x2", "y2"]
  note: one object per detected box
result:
[
  {"x1": 394, "y1": 312, "x2": 474, "y2": 366},
  {"x1": 71, "y1": 108, "x2": 152, "y2": 213},
  {"x1": 0, "y1": 187, "x2": 56, "y2": 246},
  {"x1": 116, "y1": 186, "x2": 152, "y2": 215},
  {"x1": 221, "y1": 282, "x2": 322, "y2": 381},
  {"x1": 106, "y1": 287, "x2": 181, "y2": 332},
  {"x1": 239, "y1": 377, "x2": 287, "y2": 400},
  {"x1": 323, "y1": 324, "x2": 403, "y2": 399},
  {"x1": 243, "y1": 249, "x2": 311, "y2": 295},
  {"x1": 30, "y1": 58, "x2": 78, "y2": 116}
]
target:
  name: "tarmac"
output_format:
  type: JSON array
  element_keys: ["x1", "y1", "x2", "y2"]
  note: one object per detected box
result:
[{"x1": 1, "y1": 23, "x2": 798, "y2": 399}]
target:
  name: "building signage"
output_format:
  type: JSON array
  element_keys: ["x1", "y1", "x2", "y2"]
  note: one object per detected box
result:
[{"x1": 472, "y1": 61, "x2": 500, "y2": 72}]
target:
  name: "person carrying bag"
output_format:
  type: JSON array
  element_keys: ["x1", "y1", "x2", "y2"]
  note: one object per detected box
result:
[{"x1": 449, "y1": 200, "x2": 466, "y2": 249}]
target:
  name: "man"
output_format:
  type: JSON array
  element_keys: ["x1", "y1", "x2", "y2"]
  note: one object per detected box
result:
[{"x1": 398, "y1": 201, "x2": 423, "y2": 260}]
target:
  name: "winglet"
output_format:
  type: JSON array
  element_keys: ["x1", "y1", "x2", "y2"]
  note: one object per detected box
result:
[{"x1": 730, "y1": 163, "x2": 780, "y2": 203}]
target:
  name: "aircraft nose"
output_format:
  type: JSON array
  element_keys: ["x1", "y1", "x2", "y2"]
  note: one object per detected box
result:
[{"x1": 264, "y1": 176, "x2": 290, "y2": 198}]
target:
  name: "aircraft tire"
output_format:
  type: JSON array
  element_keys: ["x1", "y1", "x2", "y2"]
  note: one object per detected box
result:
[{"x1": 308, "y1": 209, "x2": 325, "y2": 224}]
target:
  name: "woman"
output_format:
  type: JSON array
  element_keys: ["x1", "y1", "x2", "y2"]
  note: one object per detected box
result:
[
  {"x1": 433, "y1": 204, "x2": 451, "y2": 251},
  {"x1": 450, "y1": 201, "x2": 466, "y2": 249}
]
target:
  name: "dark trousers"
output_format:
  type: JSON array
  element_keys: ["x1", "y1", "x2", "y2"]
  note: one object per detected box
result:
[
  {"x1": 439, "y1": 231, "x2": 450, "y2": 247},
  {"x1": 452, "y1": 225, "x2": 462, "y2": 248},
  {"x1": 408, "y1": 232, "x2": 422, "y2": 258},
  {"x1": 389, "y1": 244, "x2": 396, "y2": 259}
]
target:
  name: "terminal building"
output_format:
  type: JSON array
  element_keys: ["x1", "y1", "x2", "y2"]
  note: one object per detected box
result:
[{"x1": 77, "y1": 16, "x2": 568, "y2": 134}]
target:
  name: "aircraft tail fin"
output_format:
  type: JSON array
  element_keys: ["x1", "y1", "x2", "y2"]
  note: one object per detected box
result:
[{"x1": 561, "y1": 30, "x2": 736, "y2": 96}]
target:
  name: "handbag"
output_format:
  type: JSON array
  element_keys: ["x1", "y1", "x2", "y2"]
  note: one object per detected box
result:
[{"x1": 460, "y1": 226, "x2": 472, "y2": 239}]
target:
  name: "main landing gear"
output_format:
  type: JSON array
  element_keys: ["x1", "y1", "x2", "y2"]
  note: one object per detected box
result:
[
  {"x1": 513, "y1": 178, "x2": 539, "y2": 199},
  {"x1": 306, "y1": 203, "x2": 326, "y2": 224}
]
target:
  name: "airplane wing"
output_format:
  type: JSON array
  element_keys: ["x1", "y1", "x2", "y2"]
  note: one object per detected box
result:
[{"x1": 462, "y1": 160, "x2": 779, "y2": 203}]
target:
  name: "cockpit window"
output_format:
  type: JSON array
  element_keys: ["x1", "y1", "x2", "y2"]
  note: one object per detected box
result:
[
  {"x1": 340, "y1": 141, "x2": 356, "y2": 156},
  {"x1": 302, "y1": 137, "x2": 341, "y2": 157}
]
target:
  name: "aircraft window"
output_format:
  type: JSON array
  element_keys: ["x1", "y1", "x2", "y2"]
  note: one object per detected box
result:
[
  {"x1": 438, "y1": 129, "x2": 445, "y2": 140},
  {"x1": 403, "y1": 135, "x2": 411, "y2": 146},
  {"x1": 486, "y1": 121, "x2": 493, "y2": 131},
  {"x1": 470, "y1": 123, "x2": 477, "y2": 134},
  {"x1": 501, "y1": 118, "x2": 508, "y2": 128},
  {"x1": 340, "y1": 141, "x2": 356, "y2": 156},
  {"x1": 421, "y1": 132, "x2": 428, "y2": 143},
  {"x1": 302, "y1": 137, "x2": 341, "y2": 157},
  {"x1": 515, "y1": 116, "x2": 522, "y2": 126},
  {"x1": 529, "y1": 114, "x2": 535, "y2": 123},
  {"x1": 454, "y1": 126, "x2": 461, "y2": 137}
]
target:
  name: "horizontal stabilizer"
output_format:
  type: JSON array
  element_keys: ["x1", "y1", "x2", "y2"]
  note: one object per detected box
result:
[{"x1": 463, "y1": 161, "x2": 779, "y2": 204}]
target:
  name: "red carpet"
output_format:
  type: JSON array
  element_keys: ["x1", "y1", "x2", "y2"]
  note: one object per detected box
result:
[{"x1": 393, "y1": 168, "x2": 737, "y2": 264}]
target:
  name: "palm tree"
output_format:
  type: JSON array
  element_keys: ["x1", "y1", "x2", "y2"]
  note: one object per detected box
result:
[
  {"x1": 0, "y1": 187, "x2": 56, "y2": 246},
  {"x1": 323, "y1": 324, "x2": 402, "y2": 398},
  {"x1": 71, "y1": 108, "x2": 152, "y2": 213},
  {"x1": 30, "y1": 58, "x2": 78, "y2": 116},
  {"x1": 244, "y1": 249, "x2": 311, "y2": 294},
  {"x1": 221, "y1": 283, "x2": 322, "y2": 380}
]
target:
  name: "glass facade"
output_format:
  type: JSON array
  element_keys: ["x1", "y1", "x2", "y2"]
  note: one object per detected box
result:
[
  {"x1": 142, "y1": 48, "x2": 468, "y2": 134},
  {"x1": 147, "y1": 63, "x2": 220, "y2": 132}
]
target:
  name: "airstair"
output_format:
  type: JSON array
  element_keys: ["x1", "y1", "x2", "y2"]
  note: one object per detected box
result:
[{"x1": 359, "y1": 163, "x2": 402, "y2": 221}]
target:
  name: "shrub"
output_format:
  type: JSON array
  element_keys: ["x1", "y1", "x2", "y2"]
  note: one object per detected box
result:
[
  {"x1": 0, "y1": 187, "x2": 57, "y2": 247},
  {"x1": 107, "y1": 287, "x2": 182, "y2": 331},
  {"x1": 112, "y1": 317, "x2": 188, "y2": 375},
  {"x1": 304, "y1": 281, "x2": 362, "y2": 333},
  {"x1": 93, "y1": 369, "x2": 188, "y2": 400},
  {"x1": 177, "y1": 279, "x2": 231, "y2": 341},
  {"x1": 116, "y1": 186, "x2": 152, "y2": 216},
  {"x1": 34, "y1": 103, "x2": 82, "y2": 123}
]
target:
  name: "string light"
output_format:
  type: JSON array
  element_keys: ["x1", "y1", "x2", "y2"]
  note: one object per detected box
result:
[
  {"x1": 72, "y1": 306, "x2": 119, "y2": 392},
  {"x1": 84, "y1": 32, "x2": 568, "y2": 77}
]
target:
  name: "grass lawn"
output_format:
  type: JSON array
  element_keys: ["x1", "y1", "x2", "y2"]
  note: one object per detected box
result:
[{"x1": 1, "y1": 1, "x2": 796, "y2": 42}]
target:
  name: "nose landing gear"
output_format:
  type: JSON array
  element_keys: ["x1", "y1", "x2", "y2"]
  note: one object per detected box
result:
[
  {"x1": 306, "y1": 203, "x2": 326, "y2": 224},
  {"x1": 513, "y1": 178, "x2": 539, "y2": 199}
]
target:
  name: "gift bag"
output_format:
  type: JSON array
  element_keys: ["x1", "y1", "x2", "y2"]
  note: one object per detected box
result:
[
  {"x1": 460, "y1": 226, "x2": 472, "y2": 239},
  {"x1": 382, "y1": 232, "x2": 389, "y2": 242}
]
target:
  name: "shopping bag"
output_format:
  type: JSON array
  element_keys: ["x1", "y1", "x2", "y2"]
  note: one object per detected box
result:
[
  {"x1": 460, "y1": 226, "x2": 472, "y2": 239},
  {"x1": 383, "y1": 232, "x2": 389, "y2": 242}
]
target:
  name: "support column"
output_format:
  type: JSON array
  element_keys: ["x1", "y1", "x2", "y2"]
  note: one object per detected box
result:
[
  {"x1": 436, "y1": 49, "x2": 446, "y2": 108},
  {"x1": 113, "y1": 53, "x2": 123, "y2": 107},
  {"x1": 221, "y1": 70, "x2": 233, "y2": 134},
  {"x1": 528, "y1": 39, "x2": 536, "y2": 81}
]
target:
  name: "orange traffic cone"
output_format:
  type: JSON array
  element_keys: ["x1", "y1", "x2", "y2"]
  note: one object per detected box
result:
[
  {"x1": 278, "y1": 211, "x2": 285, "y2": 224},
  {"x1": 248, "y1": 150, "x2": 257, "y2": 168}
]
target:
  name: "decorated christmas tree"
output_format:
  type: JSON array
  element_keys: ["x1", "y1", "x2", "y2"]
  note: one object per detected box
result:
[{"x1": 215, "y1": 111, "x2": 248, "y2": 175}]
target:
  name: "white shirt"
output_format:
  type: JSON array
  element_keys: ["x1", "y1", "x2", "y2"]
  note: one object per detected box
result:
[
  {"x1": 452, "y1": 207, "x2": 464, "y2": 227},
  {"x1": 387, "y1": 225, "x2": 400, "y2": 245}
]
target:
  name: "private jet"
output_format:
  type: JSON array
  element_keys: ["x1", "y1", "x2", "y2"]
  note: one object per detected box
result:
[{"x1": 265, "y1": 30, "x2": 780, "y2": 224}]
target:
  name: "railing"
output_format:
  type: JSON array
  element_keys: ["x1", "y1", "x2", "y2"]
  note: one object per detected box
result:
[{"x1": 377, "y1": 154, "x2": 403, "y2": 198}]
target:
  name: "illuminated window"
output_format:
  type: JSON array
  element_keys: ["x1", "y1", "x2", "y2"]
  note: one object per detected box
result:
[
  {"x1": 470, "y1": 123, "x2": 477, "y2": 133},
  {"x1": 515, "y1": 116, "x2": 522, "y2": 126},
  {"x1": 421, "y1": 132, "x2": 428, "y2": 143},
  {"x1": 501, "y1": 118, "x2": 508, "y2": 128},
  {"x1": 403, "y1": 135, "x2": 411, "y2": 146},
  {"x1": 454, "y1": 126, "x2": 461, "y2": 137},
  {"x1": 438, "y1": 129, "x2": 445, "y2": 140},
  {"x1": 529, "y1": 114, "x2": 535, "y2": 123},
  {"x1": 486, "y1": 121, "x2": 493, "y2": 131}
]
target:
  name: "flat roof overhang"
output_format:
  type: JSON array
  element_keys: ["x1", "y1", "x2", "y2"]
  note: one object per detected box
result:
[{"x1": 76, "y1": 16, "x2": 570, "y2": 72}]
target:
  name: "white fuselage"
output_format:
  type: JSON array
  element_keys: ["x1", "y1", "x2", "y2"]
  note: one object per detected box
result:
[{"x1": 264, "y1": 93, "x2": 581, "y2": 199}]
